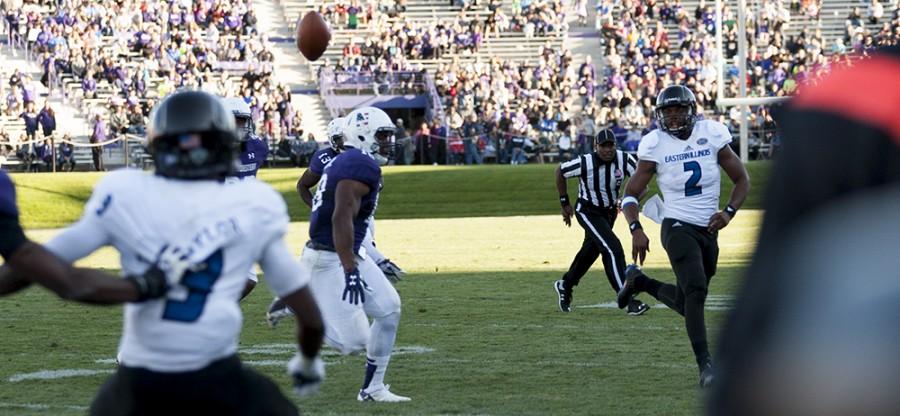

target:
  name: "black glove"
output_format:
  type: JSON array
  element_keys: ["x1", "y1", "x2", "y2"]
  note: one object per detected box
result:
[
  {"x1": 342, "y1": 267, "x2": 367, "y2": 305},
  {"x1": 126, "y1": 265, "x2": 168, "y2": 301}
]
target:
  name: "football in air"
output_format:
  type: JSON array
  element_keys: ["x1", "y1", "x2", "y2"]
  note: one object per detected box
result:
[{"x1": 296, "y1": 12, "x2": 331, "y2": 61}]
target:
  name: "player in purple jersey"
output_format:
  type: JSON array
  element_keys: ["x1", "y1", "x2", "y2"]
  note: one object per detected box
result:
[
  {"x1": 222, "y1": 97, "x2": 270, "y2": 299},
  {"x1": 267, "y1": 116, "x2": 405, "y2": 325},
  {"x1": 298, "y1": 107, "x2": 411, "y2": 402},
  {"x1": 223, "y1": 97, "x2": 269, "y2": 180},
  {"x1": 0, "y1": 170, "x2": 171, "y2": 303}
]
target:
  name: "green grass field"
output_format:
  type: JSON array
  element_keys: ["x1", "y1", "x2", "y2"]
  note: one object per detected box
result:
[{"x1": 0, "y1": 163, "x2": 769, "y2": 415}]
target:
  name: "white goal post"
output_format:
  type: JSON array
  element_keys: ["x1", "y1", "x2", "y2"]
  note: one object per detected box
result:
[{"x1": 715, "y1": 0, "x2": 792, "y2": 163}]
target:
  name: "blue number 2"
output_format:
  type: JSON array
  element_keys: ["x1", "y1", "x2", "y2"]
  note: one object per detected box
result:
[
  {"x1": 162, "y1": 249, "x2": 224, "y2": 323},
  {"x1": 683, "y1": 161, "x2": 702, "y2": 197}
]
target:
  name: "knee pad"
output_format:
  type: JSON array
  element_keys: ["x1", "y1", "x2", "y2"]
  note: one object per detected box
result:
[{"x1": 684, "y1": 285, "x2": 708, "y2": 304}]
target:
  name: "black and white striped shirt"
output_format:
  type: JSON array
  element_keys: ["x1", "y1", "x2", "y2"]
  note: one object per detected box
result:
[{"x1": 560, "y1": 151, "x2": 637, "y2": 210}]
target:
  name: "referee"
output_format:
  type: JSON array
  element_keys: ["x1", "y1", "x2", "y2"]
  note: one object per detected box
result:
[{"x1": 553, "y1": 129, "x2": 649, "y2": 315}]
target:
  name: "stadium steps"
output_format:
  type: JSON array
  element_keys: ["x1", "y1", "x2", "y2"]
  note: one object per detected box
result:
[{"x1": 257, "y1": 0, "x2": 331, "y2": 139}]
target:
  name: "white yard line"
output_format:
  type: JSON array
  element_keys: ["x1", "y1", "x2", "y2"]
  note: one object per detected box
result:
[{"x1": 8, "y1": 369, "x2": 114, "y2": 383}]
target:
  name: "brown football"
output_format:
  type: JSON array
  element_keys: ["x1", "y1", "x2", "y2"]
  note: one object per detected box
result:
[{"x1": 296, "y1": 12, "x2": 331, "y2": 61}]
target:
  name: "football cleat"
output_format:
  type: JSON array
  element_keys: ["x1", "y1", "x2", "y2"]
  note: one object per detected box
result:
[
  {"x1": 554, "y1": 280, "x2": 572, "y2": 312},
  {"x1": 617, "y1": 264, "x2": 643, "y2": 309},
  {"x1": 699, "y1": 361, "x2": 715, "y2": 388},
  {"x1": 357, "y1": 384, "x2": 411, "y2": 402},
  {"x1": 626, "y1": 299, "x2": 650, "y2": 316},
  {"x1": 266, "y1": 297, "x2": 294, "y2": 327}
]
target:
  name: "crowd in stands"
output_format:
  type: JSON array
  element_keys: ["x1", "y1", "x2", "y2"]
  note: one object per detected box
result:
[
  {"x1": 3, "y1": 0, "x2": 898, "y2": 170},
  {"x1": 1, "y1": 0, "x2": 311, "y2": 170}
]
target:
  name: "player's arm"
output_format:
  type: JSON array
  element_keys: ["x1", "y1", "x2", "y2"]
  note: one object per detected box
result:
[
  {"x1": 708, "y1": 145, "x2": 750, "y2": 232},
  {"x1": 296, "y1": 169, "x2": 322, "y2": 208},
  {"x1": 555, "y1": 164, "x2": 575, "y2": 227},
  {"x1": 621, "y1": 160, "x2": 656, "y2": 264},
  {"x1": 332, "y1": 179, "x2": 371, "y2": 272},
  {"x1": 258, "y1": 237, "x2": 325, "y2": 396}
]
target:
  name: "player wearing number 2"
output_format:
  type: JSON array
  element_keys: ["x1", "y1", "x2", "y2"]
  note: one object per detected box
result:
[
  {"x1": 616, "y1": 85, "x2": 750, "y2": 388},
  {"x1": 41, "y1": 91, "x2": 325, "y2": 415}
]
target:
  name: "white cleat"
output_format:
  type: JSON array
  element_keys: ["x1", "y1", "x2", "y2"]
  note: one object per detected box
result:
[
  {"x1": 357, "y1": 385, "x2": 411, "y2": 402},
  {"x1": 265, "y1": 297, "x2": 294, "y2": 327}
]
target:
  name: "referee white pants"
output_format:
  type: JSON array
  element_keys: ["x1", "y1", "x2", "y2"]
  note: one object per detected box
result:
[{"x1": 298, "y1": 246, "x2": 401, "y2": 355}]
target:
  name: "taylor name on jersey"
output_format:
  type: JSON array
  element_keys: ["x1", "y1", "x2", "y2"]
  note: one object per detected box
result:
[{"x1": 637, "y1": 119, "x2": 732, "y2": 227}]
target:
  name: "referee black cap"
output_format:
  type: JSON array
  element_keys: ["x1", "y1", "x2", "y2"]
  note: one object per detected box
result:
[{"x1": 595, "y1": 129, "x2": 616, "y2": 145}]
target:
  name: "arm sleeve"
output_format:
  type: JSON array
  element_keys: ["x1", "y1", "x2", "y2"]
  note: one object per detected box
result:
[
  {"x1": 709, "y1": 121, "x2": 733, "y2": 150},
  {"x1": 637, "y1": 132, "x2": 660, "y2": 163},
  {"x1": 559, "y1": 156, "x2": 583, "y2": 178},
  {"x1": 44, "y1": 217, "x2": 111, "y2": 263},
  {"x1": 43, "y1": 182, "x2": 114, "y2": 263},
  {"x1": 259, "y1": 238, "x2": 309, "y2": 297}
]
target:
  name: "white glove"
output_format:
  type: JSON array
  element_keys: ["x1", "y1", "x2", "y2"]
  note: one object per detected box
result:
[
  {"x1": 377, "y1": 259, "x2": 406, "y2": 283},
  {"x1": 287, "y1": 353, "x2": 325, "y2": 397},
  {"x1": 154, "y1": 244, "x2": 193, "y2": 285}
]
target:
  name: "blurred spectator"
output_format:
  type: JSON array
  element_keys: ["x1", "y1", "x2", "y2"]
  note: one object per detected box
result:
[
  {"x1": 37, "y1": 100, "x2": 56, "y2": 139},
  {"x1": 20, "y1": 101, "x2": 39, "y2": 142},
  {"x1": 58, "y1": 138, "x2": 76, "y2": 172},
  {"x1": 461, "y1": 114, "x2": 483, "y2": 165},
  {"x1": 393, "y1": 118, "x2": 412, "y2": 165},
  {"x1": 90, "y1": 114, "x2": 106, "y2": 172}
]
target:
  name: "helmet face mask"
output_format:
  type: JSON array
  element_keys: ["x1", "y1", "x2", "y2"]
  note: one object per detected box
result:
[
  {"x1": 655, "y1": 85, "x2": 697, "y2": 140},
  {"x1": 221, "y1": 97, "x2": 254, "y2": 142},
  {"x1": 147, "y1": 91, "x2": 239, "y2": 180},
  {"x1": 343, "y1": 107, "x2": 395, "y2": 165},
  {"x1": 327, "y1": 117, "x2": 346, "y2": 152}
]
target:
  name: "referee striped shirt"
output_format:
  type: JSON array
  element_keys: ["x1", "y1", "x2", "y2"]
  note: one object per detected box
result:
[{"x1": 560, "y1": 151, "x2": 637, "y2": 210}]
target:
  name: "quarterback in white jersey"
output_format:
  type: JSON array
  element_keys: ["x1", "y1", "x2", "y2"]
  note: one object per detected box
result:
[
  {"x1": 43, "y1": 91, "x2": 326, "y2": 415},
  {"x1": 618, "y1": 85, "x2": 750, "y2": 388}
]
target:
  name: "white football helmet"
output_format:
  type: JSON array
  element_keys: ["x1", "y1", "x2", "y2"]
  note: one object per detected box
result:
[
  {"x1": 221, "y1": 97, "x2": 254, "y2": 141},
  {"x1": 343, "y1": 107, "x2": 395, "y2": 164},
  {"x1": 327, "y1": 116, "x2": 346, "y2": 152}
]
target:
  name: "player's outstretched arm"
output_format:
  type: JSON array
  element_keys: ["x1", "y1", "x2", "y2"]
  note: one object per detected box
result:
[
  {"x1": 622, "y1": 160, "x2": 656, "y2": 264},
  {"x1": 0, "y1": 241, "x2": 166, "y2": 304},
  {"x1": 709, "y1": 146, "x2": 750, "y2": 232},
  {"x1": 296, "y1": 170, "x2": 322, "y2": 208}
]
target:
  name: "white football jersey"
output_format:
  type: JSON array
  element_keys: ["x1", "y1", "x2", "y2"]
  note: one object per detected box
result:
[
  {"x1": 45, "y1": 170, "x2": 307, "y2": 372},
  {"x1": 637, "y1": 119, "x2": 732, "y2": 227}
]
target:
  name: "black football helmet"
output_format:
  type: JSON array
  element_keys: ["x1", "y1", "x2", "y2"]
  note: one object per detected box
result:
[
  {"x1": 147, "y1": 90, "x2": 239, "y2": 180},
  {"x1": 655, "y1": 85, "x2": 697, "y2": 140}
]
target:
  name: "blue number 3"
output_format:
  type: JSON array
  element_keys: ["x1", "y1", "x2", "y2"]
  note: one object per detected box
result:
[
  {"x1": 683, "y1": 161, "x2": 702, "y2": 197},
  {"x1": 162, "y1": 249, "x2": 224, "y2": 322}
]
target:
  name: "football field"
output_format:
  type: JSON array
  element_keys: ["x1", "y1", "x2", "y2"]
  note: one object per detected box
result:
[{"x1": 1, "y1": 164, "x2": 767, "y2": 415}]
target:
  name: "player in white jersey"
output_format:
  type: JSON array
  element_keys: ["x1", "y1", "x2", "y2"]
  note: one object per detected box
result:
[
  {"x1": 266, "y1": 115, "x2": 406, "y2": 327},
  {"x1": 40, "y1": 91, "x2": 326, "y2": 415},
  {"x1": 617, "y1": 85, "x2": 750, "y2": 388}
]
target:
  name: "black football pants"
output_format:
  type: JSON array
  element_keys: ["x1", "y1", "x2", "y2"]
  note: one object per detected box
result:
[
  {"x1": 642, "y1": 218, "x2": 719, "y2": 365},
  {"x1": 562, "y1": 205, "x2": 627, "y2": 294},
  {"x1": 90, "y1": 355, "x2": 299, "y2": 416}
]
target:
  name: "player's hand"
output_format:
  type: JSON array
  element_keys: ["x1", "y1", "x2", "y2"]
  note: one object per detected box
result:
[
  {"x1": 342, "y1": 267, "x2": 368, "y2": 305},
  {"x1": 126, "y1": 266, "x2": 169, "y2": 301},
  {"x1": 377, "y1": 259, "x2": 405, "y2": 283},
  {"x1": 631, "y1": 229, "x2": 650, "y2": 265},
  {"x1": 708, "y1": 211, "x2": 732, "y2": 233},
  {"x1": 287, "y1": 353, "x2": 325, "y2": 397},
  {"x1": 561, "y1": 204, "x2": 574, "y2": 227},
  {"x1": 155, "y1": 244, "x2": 191, "y2": 285}
]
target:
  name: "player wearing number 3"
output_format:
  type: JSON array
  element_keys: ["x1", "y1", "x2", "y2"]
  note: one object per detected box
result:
[
  {"x1": 40, "y1": 91, "x2": 325, "y2": 415},
  {"x1": 616, "y1": 85, "x2": 750, "y2": 388}
]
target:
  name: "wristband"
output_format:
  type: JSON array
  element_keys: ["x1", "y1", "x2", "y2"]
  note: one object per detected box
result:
[
  {"x1": 559, "y1": 195, "x2": 570, "y2": 207},
  {"x1": 629, "y1": 220, "x2": 643, "y2": 233},
  {"x1": 621, "y1": 196, "x2": 639, "y2": 208},
  {"x1": 724, "y1": 204, "x2": 737, "y2": 218}
]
